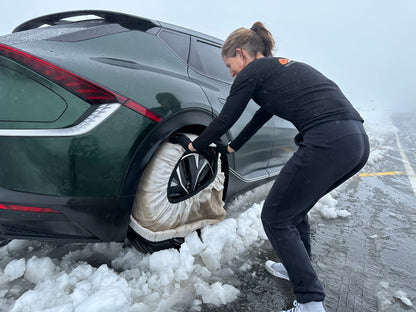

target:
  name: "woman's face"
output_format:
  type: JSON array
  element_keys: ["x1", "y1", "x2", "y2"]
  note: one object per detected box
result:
[
  {"x1": 223, "y1": 55, "x2": 245, "y2": 77},
  {"x1": 222, "y1": 49, "x2": 249, "y2": 77}
]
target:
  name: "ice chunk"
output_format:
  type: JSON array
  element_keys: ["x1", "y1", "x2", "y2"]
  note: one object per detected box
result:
[
  {"x1": 24, "y1": 256, "x2": 56, "y2": 283},
  {"x1": 393, "y1": 290, "x2": 413, "y2": 307},
  {"x1": 196, "y1": 281, "x2": 239, "y2": 306},
  {"x1": 4, "y1": 259, "x2": 26, "y2": 281},
  {"x1": 74, "y1": 287, "x2": 128, "y2": 312}
]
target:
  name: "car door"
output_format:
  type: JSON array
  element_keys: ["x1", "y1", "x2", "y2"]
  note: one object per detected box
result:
[
  {"x1": 267, "y1": 117, "x2": 298, "y2": 176},
  {"x1": 187, "y1": 36, "x2": 275, "y2": 181}
]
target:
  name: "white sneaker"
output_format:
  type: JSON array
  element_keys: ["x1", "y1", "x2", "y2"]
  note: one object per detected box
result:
[
  {"x1": 265, "y1": 260, "x2": 290, "y2": 281},
  {"x1": 281, "y1": 300, "x2": 326, "y2": 312}
]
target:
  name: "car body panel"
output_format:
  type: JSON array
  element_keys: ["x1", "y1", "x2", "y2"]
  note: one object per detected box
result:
[
  {"x1": 0, "y1": 185, "x2": 132, "y2": 241},
  {"x1": 12, "y1": 30, "x2": 212, "y2": 120},
  {"x1": 0, "y1": 106, "x2": 148, "y2": 197}
]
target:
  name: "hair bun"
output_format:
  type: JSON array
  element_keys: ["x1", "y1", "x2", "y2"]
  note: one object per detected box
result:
[{"x1": 222, "y1": 22, "x2": 276, "y2": 58}]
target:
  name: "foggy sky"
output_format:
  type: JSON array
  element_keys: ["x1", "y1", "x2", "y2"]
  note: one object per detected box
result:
[{"x1": 1, "y1": 0, "x2": 415, "y2": 112}]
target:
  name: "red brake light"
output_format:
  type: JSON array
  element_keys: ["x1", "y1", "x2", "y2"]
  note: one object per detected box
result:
[
  {"x1": 0, "y1": 204, "x2": 60, "y2": 214},
  {"x1": 124, "y1": 99, "x2": 162, "y2": 123},
  {"x1": 0, "y1": 43, "x2": 162, "y2": 123}
]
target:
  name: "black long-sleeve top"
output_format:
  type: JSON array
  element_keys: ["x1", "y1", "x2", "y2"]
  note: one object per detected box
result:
[{"x1": 192, "y1": 57, "x2": 363, "y2": 151}]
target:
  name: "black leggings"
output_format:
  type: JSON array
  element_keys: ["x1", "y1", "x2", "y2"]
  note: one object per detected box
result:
[{"x1": 261, "y1": 120, "x2": 369, "y2": 303}]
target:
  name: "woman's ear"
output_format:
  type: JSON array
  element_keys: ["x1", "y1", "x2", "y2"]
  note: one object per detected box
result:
[
  {"x1": 235, "y1": 48, "x2": 243, "y2": 57},
  {"x1": 237, "y1": 48, "x2": 252, "y2": 60}
]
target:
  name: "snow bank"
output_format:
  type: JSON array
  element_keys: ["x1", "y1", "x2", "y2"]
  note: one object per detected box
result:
[{"x1": 0, "y1": 195, "x2": 265, "y2": 311}]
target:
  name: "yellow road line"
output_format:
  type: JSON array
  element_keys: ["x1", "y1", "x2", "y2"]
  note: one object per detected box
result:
[{"x1": 359, "y1": 171, "x2": 405, "y2": 177}]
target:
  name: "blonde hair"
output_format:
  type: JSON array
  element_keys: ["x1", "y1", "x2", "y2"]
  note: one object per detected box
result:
[{"x1": 222, "y1": 21, "x2": 275, "y2": 58}]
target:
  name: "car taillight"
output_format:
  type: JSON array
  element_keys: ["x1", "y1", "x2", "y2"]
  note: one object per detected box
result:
[
  {"x1": 0, "y1": 204, "x2": 61, "y2": 214},
  {"x1": 0, "y1": 43, "x2": 161, "y2": 122},
  {"x1": 124, "y1": 99, "x2": 161, "y2": 123}
]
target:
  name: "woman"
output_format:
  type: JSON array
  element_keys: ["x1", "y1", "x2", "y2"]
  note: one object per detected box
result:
[{"x1": 188, "y1": 22, "x2": 369, "y2": 312}]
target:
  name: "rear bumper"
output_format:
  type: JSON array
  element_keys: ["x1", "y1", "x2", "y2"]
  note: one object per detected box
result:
[{"x1": 0, "y1": 186, "x2": 133, "y2": 242}]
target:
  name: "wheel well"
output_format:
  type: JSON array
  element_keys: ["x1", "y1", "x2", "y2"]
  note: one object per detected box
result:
[
  {"x1": 117, "y1": 108, "x2": 232, "y2": 244},
  {"x1": 119, "y1": 108, "x2": 230, "y2": 202}
]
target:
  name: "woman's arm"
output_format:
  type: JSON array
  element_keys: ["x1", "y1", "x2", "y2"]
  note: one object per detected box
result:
[{"x1": 229, "y1": 107, "x2": 273, "y2": 151}]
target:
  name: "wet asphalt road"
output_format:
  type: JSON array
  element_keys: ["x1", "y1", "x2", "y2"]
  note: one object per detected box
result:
[{"x1": 201, "y1": 112, "x2": 416, "y2": 312}]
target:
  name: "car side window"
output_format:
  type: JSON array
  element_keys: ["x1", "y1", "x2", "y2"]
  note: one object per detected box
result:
[
  {"x1": 189, "y1": 38, "x2": 233, "y2": 84},
  {"x1": 159, "y1": 30, "x2": 190, "y2": 63}
]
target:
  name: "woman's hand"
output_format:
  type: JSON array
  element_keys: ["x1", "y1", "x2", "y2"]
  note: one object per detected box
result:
[
  {"x1": 227, "y1": 145, "x2": 235, "y2": 153},
  {"x1": 188, "y1": 142, "x2": 197, "y2": 152}
]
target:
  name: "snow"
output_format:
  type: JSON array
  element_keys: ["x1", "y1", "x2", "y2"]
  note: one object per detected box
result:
[
  {"x1": 0, "y1": 200, "x2": 260, "y2": 311},
  {"x1": 393, "y1": 290, "x2": 413, "y2": 307},
  {"x1": 0, "y1": 27, "x2": 86, "y2": 45},
  {"x1": 309, "y1": 190, "x2": 351, "y2": 220},
  {"x1": 376, "y1": 281, "x2": 414, "y2": 310},
  {"x1": 197, "y1": 282, "x2": 239, "y2": 307},
  {"x1": 4, "y1": 259, "x2": 25, "y2": 281},
  {"x1": 360, "y1": 105, "x2": 398, "y2": 166},
  {"x1": 0, "y1": 103, "x2": 410, "y2": 311},
  {"x1": 0, "y1": 186, "x2": 356, "y2": 312},
  {"x1": 24, "y1": 257, "x2": 56, "y2": 284}
]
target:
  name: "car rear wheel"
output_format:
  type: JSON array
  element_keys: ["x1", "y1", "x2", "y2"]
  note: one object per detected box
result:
[{"x1": 128, "y1": 133, "x2": 226, "y2": 253}]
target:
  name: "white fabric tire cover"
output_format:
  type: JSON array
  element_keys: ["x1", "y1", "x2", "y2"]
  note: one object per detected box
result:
[{"x1": 130, "y1": 134, "x2": 226, "y2": 242}]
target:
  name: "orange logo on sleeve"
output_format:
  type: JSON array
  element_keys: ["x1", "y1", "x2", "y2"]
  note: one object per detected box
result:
[{"x1": 279, "y1": 58, "x2": 289, "y2": 65}]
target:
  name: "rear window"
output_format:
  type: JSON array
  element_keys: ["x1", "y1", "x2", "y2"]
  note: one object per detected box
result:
[
  {"x1": 159, "y1": 30, "x2": 190, "y2": 63},
  {"x1": 0, "y1": 63, "x2": 67, "y2": 122}
]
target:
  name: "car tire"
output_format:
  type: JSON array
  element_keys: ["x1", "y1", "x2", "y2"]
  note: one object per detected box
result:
[{"x1": 128, "y1": 133, "x2": 226, "y2": 253}]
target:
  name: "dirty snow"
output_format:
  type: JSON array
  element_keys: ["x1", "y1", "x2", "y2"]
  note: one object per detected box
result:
[
  {"x1": 0, "y1": 104, "x2": 411, "y2": 312},
  {"x1": 377, "y1": 281, "x2": 414, "y2": 310}
]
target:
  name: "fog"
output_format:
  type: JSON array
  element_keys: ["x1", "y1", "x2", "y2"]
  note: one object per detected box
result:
[{"x1": 0, "y1": 0, "x2": 415, "y2": 113}]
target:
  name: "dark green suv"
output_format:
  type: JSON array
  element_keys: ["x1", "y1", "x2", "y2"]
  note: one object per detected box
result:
[{"x1": 0, "y1": 10, "x2": 296, "y2": 252}]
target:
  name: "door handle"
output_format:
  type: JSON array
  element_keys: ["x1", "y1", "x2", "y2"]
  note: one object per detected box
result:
[{"x1": 218, "y1": 97, "x2": 226, "y2": 104}]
